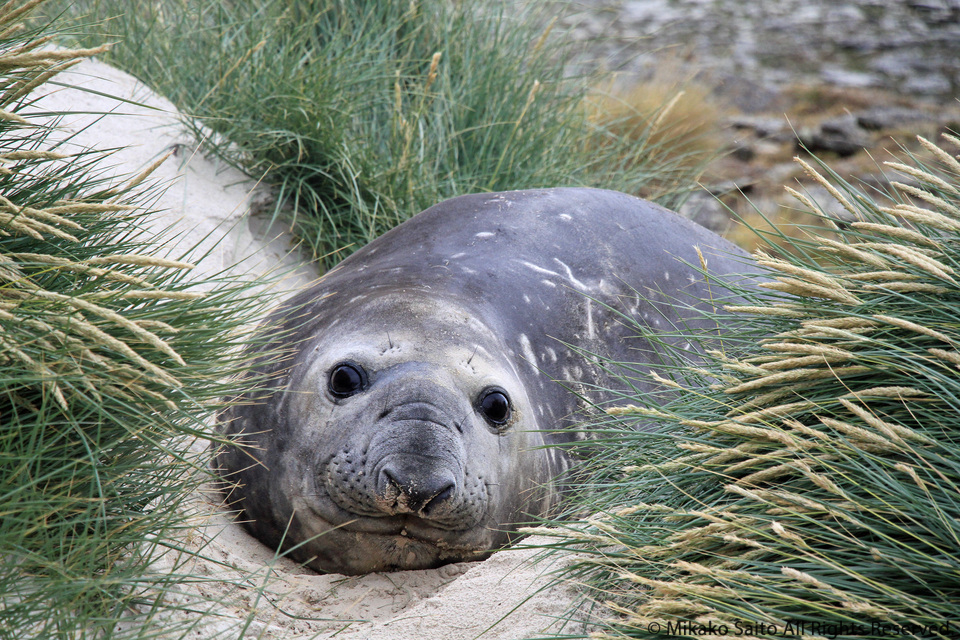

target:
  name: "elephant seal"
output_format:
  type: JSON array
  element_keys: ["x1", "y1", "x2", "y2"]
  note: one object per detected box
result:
[{"x1": 215, "y1": 188, "x2": 755, "y2": 575}]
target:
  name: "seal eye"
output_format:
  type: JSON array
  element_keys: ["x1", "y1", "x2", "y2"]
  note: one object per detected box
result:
[
  {"x1": 478, "y1": 388, "x2": 511, "y2": 425},
  {"x1": 328, "y1": 362, "x2": 366, "y2": 398}
]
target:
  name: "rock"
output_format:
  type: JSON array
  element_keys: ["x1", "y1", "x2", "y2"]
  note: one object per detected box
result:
[
  {"x1": 730, "y1": 141, "x2": 756, "y2": 162},
  {"x1": 678, "y1": 191, "x2": 732, "y2": 233},
  {"x1": 902, "y1": 73, "x2": 953, "y2": 96},
  {"x1": 754, "y1": 140, "x2": 785, "y2": 157},
  {"x1": 712, "y1": 73, "x2": 784, "y2": 114},
  {"x1": 797, "y1": 115, "x2": 871, "y2": 157},
  {"x1": 856, "y1": 106, "x2": 933, "y2": 130},
  {"x1": 708, "y1": 179, "x2": 757, "y2": 195},
  {"x1": 907, "y1": 0, "x2": 960, "y2": 24},
  {"x1": 820, "y1": 67, "x2": 878, "y2": 89},
  {"x1": 726, "y1": 115, "x2": 788, "y2": 139}
]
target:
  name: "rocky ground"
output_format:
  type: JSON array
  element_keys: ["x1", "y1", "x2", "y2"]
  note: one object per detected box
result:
[{"x1": 547, "y1": 0, "x2": 960, "y2": 249}]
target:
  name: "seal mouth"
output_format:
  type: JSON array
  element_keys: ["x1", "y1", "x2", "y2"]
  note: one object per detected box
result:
[{"x1": 340, "y1": 513, "x2": 476, "y2": 539}]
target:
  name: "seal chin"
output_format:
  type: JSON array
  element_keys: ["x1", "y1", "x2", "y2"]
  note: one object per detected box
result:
[{"x1": 290, "y1": 505, "x2": 497, "y2": 574}]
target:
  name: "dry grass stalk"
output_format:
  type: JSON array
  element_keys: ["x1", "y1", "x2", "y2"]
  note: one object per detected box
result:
[
  {"x1": 724, "y1": 305, "x2": 807, "y2": 317},
  {"x1": 872, "y1": 314, "x2": 955, "y2": 345},
  {"x1": 724, "y1": 365, "x2": 871, "y2": 395},
  {"x1": 616, "y1": 571, "x2": 741, "y2": 599},
  {"x1": 721, "y1": 534, "x2": 778, "y2": 553},
  {"x1": 840, "y1": 385, "x2": 927, "y2": 398},
  {"x1": 606, "y1": 405, "x2": 670, "y2": 418},
  {"x1": 111, "y1": 149, "x2": 176, "y2": 198},
  {"x1": 838, "y1": 398, "x2": 935, "y2": 445},
  {"x1": 673, "y1": 560, "x2": 760, "y2": 582},
  {"x1": 761, "y1": 342, "x2": 854, "y2": 359},
  {"x1": 424, "y1": 51, "x2": 441, "y2": 92},
  {"x1": 781, "y1": 567, "x2": 850, "y2": 599},
  {"x1": 649, "y1": 371, "x2": 684, "y2": 390},
  {"x1": 727, "y1": 400, "x2": 818, "y2": 424},
  {"x1": 0, "y1": 210, "x2": 77, "y2": 240},
  {"x1": 785, "y1": 185, "x2": 840, "y2": 230},
  {"x1": 0, "y1": 0, "x2": 48, "y2": 30},
  {"x1": 793, "y1": 458, "x2": 853, "y2": 496},
  {"x1": 724, "y1": 450, "x2": 792, "y2": 474},
  {"x1": 847, "y1": 270, "x2": 921, "y2": 281},
  {"x1": 816, "y1": 237, "x2": 890, "y2": 268},
  {"x1": 882, "y1": 199, "x2": 960, "y2": 225},
  {"x1": 31, "y1": 290, "x2": 186, "y2": 365},
  {"x1": 0, "y1": 106, "x2": 28, "y2": 123},
  {"x1": 86, "y1": 254, "x2": 196, "y2": 269},
  {"x1": 928, "y1": 348, "x2": 960, "y2": 367},
  {"x1": 796, "y1": 324, "x2": 877, "y2": 341},
  {"x1": 15, "y1": 203, "x2": 84, "y2": 230},
  {"x1": 43, "y1": 202, "x2": 137, "y2": 215},
  {"x1": 2, "y1": 340, "x2": 68, "y2": 409},
  {"x1": 760, "y1": 277, "x2": 861, "y2": 305},
  {"x1": 634, "y1": 598, "x2": 714, "y2": 617},
  {"x1": 818, "y1": 415, "x2": 901, "y2": 451},
  {"x1": 886, "y1": 162, "x2": 960, "y2": 197},
  {"x1": 0, "y1": 44, "x2": 108, "y2": 69},
  {"x1": 894, "y1": 463, "x2": 928, "y2": 491},
  {"x1": 795, "y1": 156, "x2": 860, "y2": 220},
  {"x1": 116, "y1": 290, "x2": 204, "y2": 300},
  {"x1": 0, "y1": 58, "x2": 81, "y2": 107},
  {"x1": 869, "y1": 244, "x2": 956, "y2": 282},
  {"x1": 68, "y1": 318, "x2": 180, "y2": 387},
  {"x1": 757, "y1": 354, "x2": 853, "y2": 370},
  {"x1": 0, "y1": 150, "x2": 66, "y2": 161},
  {"x1": 701, "y1": 442, "x2": 767, "y2": 466},
  {"x1": 851, "y1": 221, "x2": 940, "y2": 247},
  {"x1": 9, "y1": 253, "x2": 153, "y2": 287},
  {"x1": 614, "y1": 503, "x2": 675, "y2": 517},
  {"x1": 770, "y1": 521, "x2": 805, "y2": 544},
  {"x1": 518, "y1": 526, "x2": 609, "y2": 544},
  {"x1": 942, "y1": 131, "x2": 960, "y2": 149},
  {"x1": 738, "y1": 462, "x2": 802, "y2": 486},
  {"x1": 862, "y1": 282, "x2": 950, "y2": 293},
  {"x1": 763, "y1": 488, "x2": 869, "y2": 528},
  {"x1": 721, "y1": 359, "x2": 769, "y2": 376},
  {"x1": 706, "y1": 422, "x2": 792, "y2": 442},
  {"x1": 917, "y1": 135, "x2": 960, "y2": 174},
  {"x1": 755, "y1": 251, "x2": 850, "y2": 291},
  {"x1": 134, "y1": 319, "x2": 178, "y2": 333}
]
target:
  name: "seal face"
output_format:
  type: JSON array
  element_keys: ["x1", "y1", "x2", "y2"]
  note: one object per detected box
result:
[{"x1": 215, "y1": 188, "x2": 756, "y2": 574}]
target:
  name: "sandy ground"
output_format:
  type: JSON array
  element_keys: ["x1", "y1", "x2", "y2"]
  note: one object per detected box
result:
[{"x1": 27, "y1": 57, "x2": 586, "y2": 639}]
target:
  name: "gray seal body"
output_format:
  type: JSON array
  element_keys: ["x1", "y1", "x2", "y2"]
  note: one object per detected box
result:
[{"x1": 215, "y1": 188, "x2": 755, "y2": 574}]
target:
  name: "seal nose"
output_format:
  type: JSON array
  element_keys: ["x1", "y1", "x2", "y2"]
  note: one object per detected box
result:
[{"x1": 379, "y1": 463, "x2": 457, "y2": 516}]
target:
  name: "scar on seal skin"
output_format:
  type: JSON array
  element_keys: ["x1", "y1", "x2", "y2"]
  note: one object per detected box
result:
[{"x1": 214, "y1": 188, "x2": 757, "y2": 575}]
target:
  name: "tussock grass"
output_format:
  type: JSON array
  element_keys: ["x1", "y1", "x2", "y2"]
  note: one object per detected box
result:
[
  {"x1": 0, "y1": 2, "x2": 282, "y2": 637},
  {"x1": 48, "y1": 0, "x2": 713, "y2": 269},
  {"x1": 586, "y1": 73, "x2": 723, "y2": 201},
  {"x1": 534, "y1": 137, "x2": 960, "y2": 638}
]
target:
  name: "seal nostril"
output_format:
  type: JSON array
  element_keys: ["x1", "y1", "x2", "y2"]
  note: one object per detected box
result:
[
  {"x1": 422, "y1": 482, "x2": 456, "y2": 515},
  {"x1": 378, "y1": 465, "x2": 458, "y2": 516}
]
